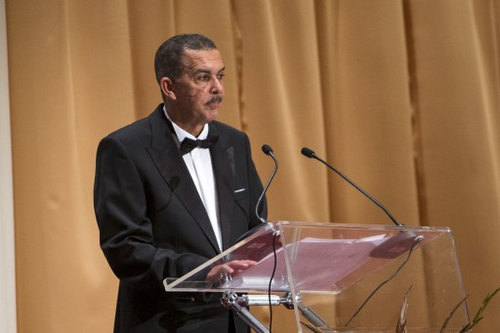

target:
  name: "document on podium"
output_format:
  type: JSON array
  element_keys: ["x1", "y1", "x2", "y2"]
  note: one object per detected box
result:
[{"x1": 222, "y1": 234, "x2": 389, "y2": 293}]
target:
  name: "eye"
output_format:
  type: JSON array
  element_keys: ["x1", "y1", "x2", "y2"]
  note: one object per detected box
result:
[
  {"x1": 198, "y1": 74, "x2": 210, "y2": 81},
  {"x1": 216, "y1": 73, "x2": 225, "y2": 80}
]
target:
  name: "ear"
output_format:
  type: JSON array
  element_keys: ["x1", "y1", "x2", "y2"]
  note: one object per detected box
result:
[{"x1": 160, "y1": 77, "x2": 176, "y2": 101}]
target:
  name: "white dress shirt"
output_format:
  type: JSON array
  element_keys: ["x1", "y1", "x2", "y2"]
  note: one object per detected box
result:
[{"x1": 164, "y1": 109, "x2": 222, "y2": 251}]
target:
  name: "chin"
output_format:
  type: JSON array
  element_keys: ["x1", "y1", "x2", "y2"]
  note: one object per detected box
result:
[{"x1": 206, "y1": 110, "x2": 219, "y2": 122}]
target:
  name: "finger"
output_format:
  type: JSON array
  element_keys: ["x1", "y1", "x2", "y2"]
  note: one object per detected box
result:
[{"x1": 227, "y1": 260, "x2": 257, "y2": 268}]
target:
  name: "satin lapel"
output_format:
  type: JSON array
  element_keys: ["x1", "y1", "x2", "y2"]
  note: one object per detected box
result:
[
  {"x1": 146, "y1": 107, "x2": 220, "y2": 253},
  {"x1": 210, "y1": 124, "x2": 236, "y2": 251}
]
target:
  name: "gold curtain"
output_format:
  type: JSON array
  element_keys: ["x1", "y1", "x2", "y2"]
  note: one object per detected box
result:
[{"x1": 6, "y1": 0, "x2": 499, "y2": 331}]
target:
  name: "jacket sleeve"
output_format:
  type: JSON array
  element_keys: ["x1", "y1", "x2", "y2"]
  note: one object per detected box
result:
[{"x1": 93, "y1": 136, "x2": 208, "y2": 295}]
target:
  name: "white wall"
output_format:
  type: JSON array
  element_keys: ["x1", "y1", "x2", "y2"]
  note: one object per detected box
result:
[{"x1": 0, "y1": 0, "x2": 17, "y2": 332}]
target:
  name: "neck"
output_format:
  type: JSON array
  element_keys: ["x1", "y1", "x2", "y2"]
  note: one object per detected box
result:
[
  {"x1": 173, "y1": 120, "x2": 204, "y2": 137},
  {"x1": 165, "y1": 109, "x2": 204, "y2": 137}
]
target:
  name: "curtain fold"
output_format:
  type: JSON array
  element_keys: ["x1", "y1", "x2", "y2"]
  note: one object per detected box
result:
[{"x1": 6, "y1": 0, "x2": 500, "y2": 331}]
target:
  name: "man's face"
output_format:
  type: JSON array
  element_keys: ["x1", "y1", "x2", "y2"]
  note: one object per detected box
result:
[{"x1": 166, "y1": 49, "x2": 225, "y2": 132}]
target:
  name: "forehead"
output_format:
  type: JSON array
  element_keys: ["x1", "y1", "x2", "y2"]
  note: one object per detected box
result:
[{"x1": 181, "y1": 49, "x2": 224, "y2": 72}]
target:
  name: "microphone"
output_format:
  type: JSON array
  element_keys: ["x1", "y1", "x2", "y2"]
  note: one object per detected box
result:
[
  {"x1": 301, "y1": 147, "x2": 423, "y2": 259},
  {"x1": 262, "y1": 144, "x2": 273, "y2": 156},
  {"x1": 256, "y1": 144, "x2": 278, "y2": 223},
  {"x1": 300, "y1": 147, "x2": 403, "y2": 227},
  {"x1": 235, "y1": 144, "x2": 278, "y2": 244}
]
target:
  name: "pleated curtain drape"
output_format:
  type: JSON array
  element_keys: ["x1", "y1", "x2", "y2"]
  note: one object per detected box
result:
[{"x1": 6, "y1": 0, "x2": 500, "y2": 331}]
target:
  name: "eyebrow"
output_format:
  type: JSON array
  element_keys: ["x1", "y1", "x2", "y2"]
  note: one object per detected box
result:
[{"x1": 191, "y1": 66, "x2": 226, "y2": 75}]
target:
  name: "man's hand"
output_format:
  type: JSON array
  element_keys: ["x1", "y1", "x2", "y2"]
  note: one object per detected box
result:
[{"x1": 206, "y1": 260, "x2": 257, "y2": 285}]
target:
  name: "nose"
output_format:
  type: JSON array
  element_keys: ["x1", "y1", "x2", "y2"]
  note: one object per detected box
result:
[{"x1": 210, "y1": 76, "x2": 223, "y2": 94}]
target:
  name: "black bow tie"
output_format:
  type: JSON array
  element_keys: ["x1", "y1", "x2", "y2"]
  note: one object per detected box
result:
[{"x1": 179, "y1": 135, "x2": 219, "y2": 155}]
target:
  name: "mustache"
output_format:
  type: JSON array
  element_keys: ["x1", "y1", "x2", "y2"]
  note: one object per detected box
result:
[{"x1": 208, "y1": 95, "x2": 223, "y2": 104}]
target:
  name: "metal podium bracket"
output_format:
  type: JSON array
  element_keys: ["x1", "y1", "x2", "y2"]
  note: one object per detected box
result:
[
  {"x1": 221, "y1": 291, "x2": 330, "y2": 333},
  {"x1": 221, "y1": 291, "x2": 278, "y2": 333}
]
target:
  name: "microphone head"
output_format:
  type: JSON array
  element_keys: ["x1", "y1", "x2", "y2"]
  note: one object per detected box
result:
[
  {"x1": 301, "y1": 147, "x2": 315, "y2": 158},
  {"x1": 262, "y1": 144, "x2": 273, "y2": 155}
]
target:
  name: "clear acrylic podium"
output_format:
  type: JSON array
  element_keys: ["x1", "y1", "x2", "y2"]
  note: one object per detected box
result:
[{"x1": 163, "y1": 221, "x2": 469, "y2": 332}]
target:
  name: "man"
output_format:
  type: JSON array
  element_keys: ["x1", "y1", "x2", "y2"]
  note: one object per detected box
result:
[{"x1": 94, "y1": 34, "x2": 266, "y2": 332}]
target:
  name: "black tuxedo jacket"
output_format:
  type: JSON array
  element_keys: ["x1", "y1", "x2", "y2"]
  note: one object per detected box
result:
[{"x1": 94, "y1": 105, "x2": 265, "y2": 332}]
